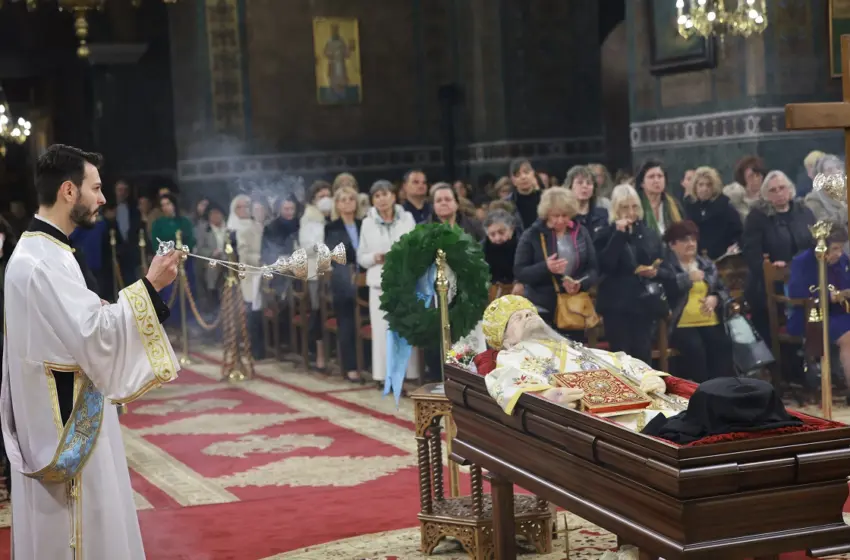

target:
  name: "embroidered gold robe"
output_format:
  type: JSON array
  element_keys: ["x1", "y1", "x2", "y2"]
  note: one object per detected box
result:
[
  {"x1": 1, "y1": 229, "x2": 179, "y2": 559},
  {"x1": 484, "y1": 339, "x2": 667, "y2": 415}
]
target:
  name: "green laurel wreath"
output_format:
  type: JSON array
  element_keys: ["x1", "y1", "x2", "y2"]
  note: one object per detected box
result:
[{"x1": 380, "y1": 223, "x2": 490, "y2": 348}]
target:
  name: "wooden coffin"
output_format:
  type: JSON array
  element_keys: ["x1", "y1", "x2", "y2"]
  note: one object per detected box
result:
[{"x1": 444, "y1": 363, "x2": 850, "y2": 560}]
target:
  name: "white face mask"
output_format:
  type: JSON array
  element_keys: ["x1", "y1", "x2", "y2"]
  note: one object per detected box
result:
[{"x1": 316, "y1": 197, "x2": 333, "y2": 216}]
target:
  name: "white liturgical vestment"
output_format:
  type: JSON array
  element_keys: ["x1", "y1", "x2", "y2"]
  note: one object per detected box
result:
[{"x1": 1, "y1": 223, "x2": 179, "y2": 559}]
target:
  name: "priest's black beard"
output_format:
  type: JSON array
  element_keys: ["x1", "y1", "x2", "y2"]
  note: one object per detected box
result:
[{"x1": 70, "y1": 201, "x2": 97, "y2": 229}]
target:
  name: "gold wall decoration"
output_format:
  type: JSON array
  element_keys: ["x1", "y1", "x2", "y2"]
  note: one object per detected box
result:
[
  {"x1": 312, "y1": 17, "x2": 362, "y2": 105},
  {"x1": 830, "y1": 0, "x2": 850, "y2": 77},
  {"x1": 206, "y1": 0, "x2": 245, "y2": 137}
]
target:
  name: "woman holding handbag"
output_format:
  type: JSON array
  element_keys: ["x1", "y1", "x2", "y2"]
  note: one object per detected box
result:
[{"x1": 513, "y1": 187, "x2": 600, "y2": 335}]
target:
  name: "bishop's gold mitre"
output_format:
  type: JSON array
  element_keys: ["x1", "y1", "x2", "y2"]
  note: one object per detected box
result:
[{"x1": 482, "y1": 295, "x2": 538, "y2": 350}]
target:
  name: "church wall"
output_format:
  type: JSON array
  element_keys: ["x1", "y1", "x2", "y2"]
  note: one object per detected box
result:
[
  {"x1": 170, "y1": 0, "x2": 608, "y2": 198},
  {"x1": 627, "y1": 0, "x2": 843, "y2": 192}
]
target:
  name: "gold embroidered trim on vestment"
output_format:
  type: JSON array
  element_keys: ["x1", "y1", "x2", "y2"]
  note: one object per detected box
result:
[
  {"x1": 123, "y1": 280, "x2": 177, "y2": 385},
  {"x1": 20, "y1": 231, "x2": 73, "y2": 253},
  {"x1": 111, "y1": 377, "x2": 162, "y2": 405}
]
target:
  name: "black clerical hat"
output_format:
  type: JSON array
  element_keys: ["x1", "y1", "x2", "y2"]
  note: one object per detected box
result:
[{"x1": 641, "y1": 377, "x2": 803, "y2": 445}]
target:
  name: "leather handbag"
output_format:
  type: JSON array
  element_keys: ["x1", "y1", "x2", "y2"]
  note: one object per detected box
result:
[
  {"x1": 724, "y1": 312, "x2": 775, "y2": 375},
  {"x1": 540, "y1": 234, "x2": 600, "y2": 331}
]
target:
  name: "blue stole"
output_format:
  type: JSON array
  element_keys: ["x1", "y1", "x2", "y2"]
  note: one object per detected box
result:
[
  {"x1": 384, "y1": 265, "x2": 437, "y2": 405},
  {"x1": 25, "y1": 375, "x2": 105, "y2": 483}
]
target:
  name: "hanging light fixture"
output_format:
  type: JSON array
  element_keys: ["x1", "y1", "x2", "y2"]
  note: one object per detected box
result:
[
  {"x1": 676, "y1": 0, "x2": 768, "y2": 40},
  {"x1": 0, "y1": 88, "x2": 32, "y2": 158},
  {"x1": 14, "y1": 0, "x2": 178, "y2": 58}
]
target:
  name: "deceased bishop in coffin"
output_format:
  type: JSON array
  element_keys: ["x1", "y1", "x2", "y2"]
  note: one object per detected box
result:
[{"x1": 481, "y1": 295, "x2": 687, "y2": 429}]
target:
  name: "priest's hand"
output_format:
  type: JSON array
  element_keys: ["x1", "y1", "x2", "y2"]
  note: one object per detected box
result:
[
  {"x1": 541, "y1": 387, "x2": 583, "y2": 407},
  {"x1": 146, "y1": 249, "x2": 182, "y2": 292},
  {"x1": 640, "y1": 374, "x2": 667, "y2": 395}
]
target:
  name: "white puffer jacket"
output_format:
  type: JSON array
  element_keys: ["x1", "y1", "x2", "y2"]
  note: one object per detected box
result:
[{"x1": 357, "y1": 205, "x2": 416, "y2": 289}]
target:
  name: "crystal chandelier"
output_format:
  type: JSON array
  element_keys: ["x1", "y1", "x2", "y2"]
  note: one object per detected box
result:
[
  {"x1": 0, "y1": 90, "x2": 31, "y2": 158},
  {"x1": 676, "y1": 0, "x2": 768, "y2": 40},
  {"x1": 17, "y1": 0, "x2": 178, "y2": 58}
]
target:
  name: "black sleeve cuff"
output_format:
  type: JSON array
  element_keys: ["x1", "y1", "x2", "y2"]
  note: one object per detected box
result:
[{"x1": 141, "y1": 277, "x2": 171, "y2": 324}]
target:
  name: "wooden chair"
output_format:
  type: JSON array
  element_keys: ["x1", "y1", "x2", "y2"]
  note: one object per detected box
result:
[
  {"x1": 288, "y1": 279, "x2": 311, "y2": 369},
  {"x1": 489, "y1": 283, "x2": 514, "y2": 302},
  {"x1": 260, "y1": 277, "x2": 281, "y2": 361},
  {"x1": 354, "y1": 272, "x2": 372, "y2": 376},
  {"x1": 762, "y1": 256, "x2": 807, "y2": 382},
  {"x1": 318, "y1": 275, "x2": 340, "y2": 373},
  {"x1": 651, "y1": 317, "x2": 677, "y2": 373},
  {"x1": 715, "y1": 252, "x2": 748, "y2": 305}
]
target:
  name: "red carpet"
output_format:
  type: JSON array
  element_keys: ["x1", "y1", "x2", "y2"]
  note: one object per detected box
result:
[{"x1": 0, "y1": 352, "x2": 843, "y2": 558}]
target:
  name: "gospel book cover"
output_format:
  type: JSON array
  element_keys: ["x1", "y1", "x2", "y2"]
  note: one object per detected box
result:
[{"x1": 552, "y1": 369, "x2": 652, "y2": 414}]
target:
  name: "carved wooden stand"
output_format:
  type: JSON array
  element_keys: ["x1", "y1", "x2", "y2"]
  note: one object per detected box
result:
[{"x1": 412, "y1": 384, "x2": 552, "y2": 560}]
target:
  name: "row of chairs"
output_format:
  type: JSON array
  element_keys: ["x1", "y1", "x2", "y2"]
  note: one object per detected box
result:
[{"x1": 262, "y1": 274, "x2": 373, "y2": 375}]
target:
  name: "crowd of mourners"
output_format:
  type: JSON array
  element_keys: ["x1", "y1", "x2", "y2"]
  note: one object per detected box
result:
[{"x1": 1, "y1": 149, "x2": 846, "y2": 402}]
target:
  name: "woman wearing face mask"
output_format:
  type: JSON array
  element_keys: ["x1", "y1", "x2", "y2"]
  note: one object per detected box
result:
[
  {"x1": 635, "y1": 159, "x2": 683, "y2": 236},
  {"x1": 357, "y1": 180, "x2": 418, "y2": 388},
  {"x1": 299, "y1": 181, "x2": 333, "y2": 372},
  {"x1": 428, "y1": 182, "x2": 485, "y2": 241},
  {"x1": 658, "y1": 220, "x2": 735, "y2": 382},
  {"x1": 594, "y1": 184, "x2": 665, "y2": 363},
  {"x1": 788, "y1": 225, "x2": 850, "y2": 395},
  {"x1": 565, "y1": 165, "x2": 609, "y2": 239},
  {"x1": 742, "y1": 170, "x2": 815, "y2": 345},
  {"x1": 683, "y1": 166, "x2": 742, "y2": 259}
]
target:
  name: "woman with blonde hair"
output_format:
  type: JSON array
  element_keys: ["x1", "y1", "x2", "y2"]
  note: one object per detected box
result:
[
  {"x1": 594, "y1": 184, "x2": 665, "y2": 363},
  {"x1": 683, "y1": 165, "x2": 742, "y2": 259},
  {"x1": 332, "y1": 172, "x2": 358, "y2": 193},
  {"x1": 325, "y1": 185, "x2": 365, "y2": 382},
  {"x1": 513, "y1": 186, "x2": 599, "y2": 331}
]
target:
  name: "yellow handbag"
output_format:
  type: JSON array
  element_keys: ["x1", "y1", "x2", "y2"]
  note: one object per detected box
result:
[{"x1": 540, "y1": 233, "x2": 600, "y2": 331}]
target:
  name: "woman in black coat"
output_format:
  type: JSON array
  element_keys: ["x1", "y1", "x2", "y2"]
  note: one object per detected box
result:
[
  {"x1": 594, "y1": 184, "x2": 666, "y2": 364},
  {"x1": 741, "y1": 171, "x2": 816, "y2": 345},
  {"x1": 324, "y1": 186, "x2": 364, "y2": 382},
  {"x1": 513, "y1": 187, "x2": 599, "y2": 332},
  {"x1": 683, "y1": 166, "x2": 742, "y2": 259}
]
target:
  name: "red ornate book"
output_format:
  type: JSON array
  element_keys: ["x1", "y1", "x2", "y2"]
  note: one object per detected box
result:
[{"x1": 552, "y1": 369, "x2": 653, "y2": 414}]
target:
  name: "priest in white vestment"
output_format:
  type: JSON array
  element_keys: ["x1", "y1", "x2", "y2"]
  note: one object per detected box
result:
[
  {"x1": 481, "y1": 295, "x2": 670, "y2": 415},
  {"x1": 1, "y1": 144, "x2": 182, "y2": 559}
]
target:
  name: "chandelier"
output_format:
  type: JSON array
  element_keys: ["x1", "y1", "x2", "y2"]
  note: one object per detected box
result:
[
  {"x1": 0, "y1": 90, "x2": 31, "y2": 158},
  {"x1": 19, "y1": 0, "x2": 178, "y2": 58},
  {"x1": 676, "y1": 0, "x2": 768, "y2": 40}
]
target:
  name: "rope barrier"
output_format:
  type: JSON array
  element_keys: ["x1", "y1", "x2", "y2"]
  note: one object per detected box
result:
[{"x1": 181, "y1": 272, "x2": 222, "y2": 331}]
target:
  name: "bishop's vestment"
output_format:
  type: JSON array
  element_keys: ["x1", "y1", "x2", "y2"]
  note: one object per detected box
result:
[{"x1": 1, "y1": 216, "x2": 179, "y2": 559}]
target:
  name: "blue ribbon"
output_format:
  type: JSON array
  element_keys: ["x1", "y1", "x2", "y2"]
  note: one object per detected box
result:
[{"x1": 385, "y1": 264, "x2": 438, "y2": 405}]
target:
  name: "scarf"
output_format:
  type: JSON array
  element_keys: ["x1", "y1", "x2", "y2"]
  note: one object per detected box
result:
[{"x1": 641, "y1": 193, "x2": 682, "y2": 233}]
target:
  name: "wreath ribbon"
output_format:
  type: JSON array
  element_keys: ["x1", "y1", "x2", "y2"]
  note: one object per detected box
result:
[{"x1": 385, "y1": 264, "x2": 437, "y2": 405}]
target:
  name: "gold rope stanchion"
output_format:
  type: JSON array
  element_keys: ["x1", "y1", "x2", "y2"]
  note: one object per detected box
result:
[
  {"x1": 176, "y1": 230, "x2": 194, "y2": 367},
  {"x1": 219, "y1": 241, "x2": 255, "y2": 382},
  {"x1": 812, "y1": 221, "x2": 834, "y2": 419},
  {"x1": 435, "y1": 248, "x2": 460, "y2": 498},
  {"x1": 139, "y1": 228, "x2": 148, "y2": 275}
]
